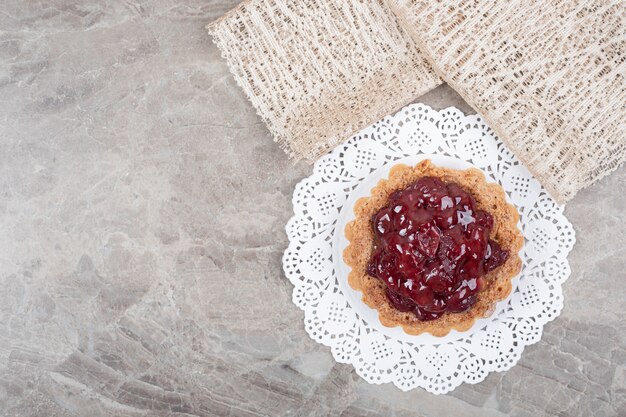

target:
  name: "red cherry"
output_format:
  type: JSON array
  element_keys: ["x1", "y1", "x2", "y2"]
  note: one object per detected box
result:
[
  {"x1": 463, "y1": 224, "x2": 489, "y2": 266},
  {"x1": 414, "y1": 306, "x2": 444, "y2": 321},
  {"x1": 395, "y1": 188, "x2": 426, "y2": 209},
  {"x1": 391, "y1": 203, "x2": 410, "y2": 231},
  {"x1": 386, "y1": 289, "x2": 416, "y2": 312},
  {"x1": 460, "y1": 260, "x2": 484, "y2": 279},
  {"x1": 397, "y1": 253, "x2": 420, "y2": 278},
  {"x1": 446, "y1": 280, "x2": 479, "y2": 312},
  {"x1": 484, "y1": 240, "x2": 509, "y2": 272},
  {"x1": 423, "y1": 295, "x2": 447, "y2": 313},
  {"x1": 383, "y1": 234, "x2": 412, "y2": 256},
  {"x1": 437, "y1": 225, "x2": 468, "y2": 269},
  {"x1": 423, "y1": 261, "x2": 455, "y2": 293},
  {"x1": 415, "y1": 222, "x2": 441, "y2": 257},
  {"x1": 406, "y1": 283, "x2": 434, "y2": 307},
  {"x1": 433, "y1": 206, "x2": 458, "y2": 229},
  {"x1": 373, "y1": 207, "x2": 393, "y2": 236},
  {"x1": 447, "y1": 183, "x2": 476, "y2": 210},
  {"x1": 383, "y1": 274, "x2": 402, "y2": 291},
  {"x1": 407, "y1": 207, "x2": 431, "y2": 227}
]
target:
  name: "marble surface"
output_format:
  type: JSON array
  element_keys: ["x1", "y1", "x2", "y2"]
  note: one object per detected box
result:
[{"x1": 0, "y1": 1, "x2": 624, "y2": 416}]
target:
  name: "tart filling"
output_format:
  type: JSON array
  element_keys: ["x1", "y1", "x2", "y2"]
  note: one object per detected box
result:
[{"x1": 367, "y1": 176, "x2": 509, "y2": 321}]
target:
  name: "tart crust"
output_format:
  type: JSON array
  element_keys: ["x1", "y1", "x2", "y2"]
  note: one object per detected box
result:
[{"x1": 343, "y1": 160, "x2": 523, "y2": 337}]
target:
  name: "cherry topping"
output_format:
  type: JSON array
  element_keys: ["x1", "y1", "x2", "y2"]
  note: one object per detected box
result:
[{"x1": 367, "y1": 177, "x2": 509, "y2": 321}]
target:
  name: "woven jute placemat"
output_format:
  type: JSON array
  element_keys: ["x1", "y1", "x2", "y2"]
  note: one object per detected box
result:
[
  {"x1": 207, "y1": 0, "x2": 441, "y2": 162},
  {"x1": 393, "y1": 0, "x2": 625, "y2": 203},
  {"x1": 208, "y1": 0, "x2": 625, "y2": 203}
]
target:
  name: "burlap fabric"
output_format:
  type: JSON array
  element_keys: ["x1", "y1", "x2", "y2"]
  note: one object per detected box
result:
[
  {"x1": 208, "y1": 0, "x2": 625, "y2": 203},
  {"x1": 207, "y1": 0, "x2": 441, "y2": 161},
  {"x1": 394, "y1": 0, "x2": 625, "y2": 203}
]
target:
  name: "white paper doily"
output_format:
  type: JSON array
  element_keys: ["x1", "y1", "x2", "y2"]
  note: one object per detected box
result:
[{"x1": 282, "y1": 104, "x2": 575, "y2": 394}]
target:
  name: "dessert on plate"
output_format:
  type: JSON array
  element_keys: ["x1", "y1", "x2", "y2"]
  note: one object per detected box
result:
[{"x1": 343, "y1": 160, "x2": 523, "y2": 336}]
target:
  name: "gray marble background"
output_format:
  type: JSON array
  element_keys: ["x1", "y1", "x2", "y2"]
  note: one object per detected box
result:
[{"x1": 1, "y1": 1, "x2": 624, "y2": 416}]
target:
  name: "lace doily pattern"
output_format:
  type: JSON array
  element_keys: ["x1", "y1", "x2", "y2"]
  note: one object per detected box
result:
[{"x1": 283, "y1": 104, "x2": 575, "y2": 393}]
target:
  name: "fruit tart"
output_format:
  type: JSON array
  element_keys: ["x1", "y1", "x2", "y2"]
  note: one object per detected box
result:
[{"x1": 343, "y1": 160, "x2": 523, "y2": 336}]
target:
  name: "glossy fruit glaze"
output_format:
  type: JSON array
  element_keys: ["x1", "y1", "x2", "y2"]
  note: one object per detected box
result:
[{"x1": 367, "y1": 177, "x2": 509, "y2": 321}]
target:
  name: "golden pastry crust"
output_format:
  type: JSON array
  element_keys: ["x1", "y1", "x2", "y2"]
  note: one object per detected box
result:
[{"x1": 343, "y1": 160, "x2": 523, "y2": 337}]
